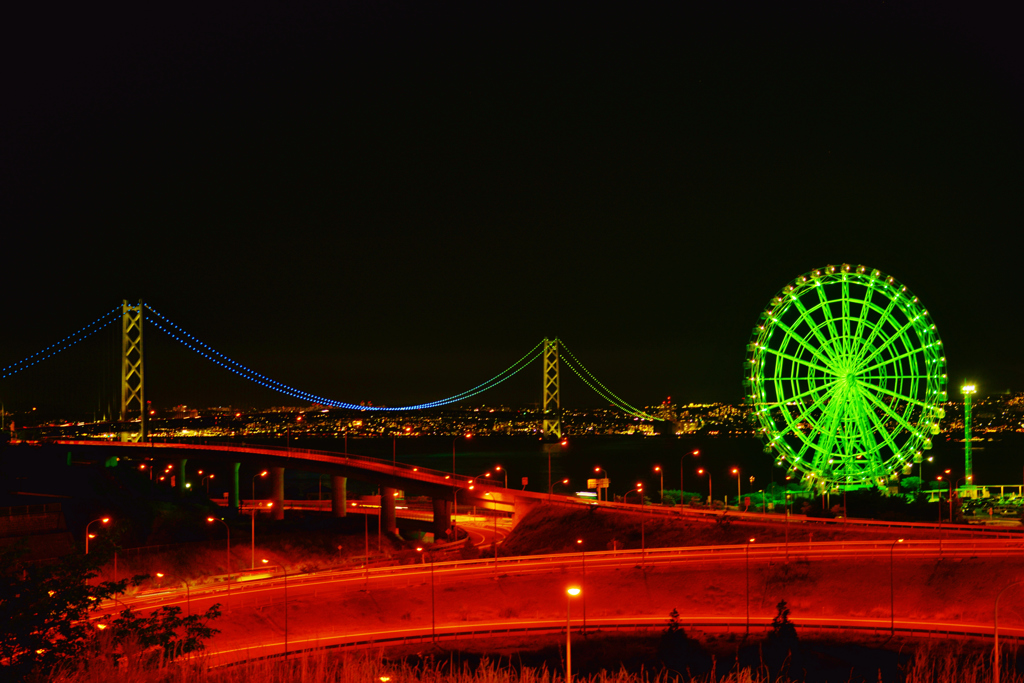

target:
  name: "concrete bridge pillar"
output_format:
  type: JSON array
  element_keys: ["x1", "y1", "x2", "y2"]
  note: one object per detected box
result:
[
  {"x1": 331, "y1": 475, "x2": 347, "y2": 517},
  {"x1": 382, "y1": 487, "x2": 397, "y2": 534},
  {"x1": 271, "y1": 466, "x2": 285, "y2": 520},
  {"x1": 432, "y1": 497, "x2": 451, "y2": 540},
  {"x1": 514, "y1": 495, "x2": 542, "y2": 526},
  {"x1": 176, "y1": 459, "x2": 188, "y2": 495},
  {"x1": 229, "y1": 462, "x2": 241, "y2": 513}
]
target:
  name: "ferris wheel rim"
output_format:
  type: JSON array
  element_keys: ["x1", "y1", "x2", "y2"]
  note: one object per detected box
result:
[{"x1": 746, "y1": 264, "x2": 947, "y2": 490}]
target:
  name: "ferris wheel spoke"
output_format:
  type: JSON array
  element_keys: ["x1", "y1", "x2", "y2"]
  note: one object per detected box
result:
[
  {"x1": 854, "y1": 316, "x2": 917, "y2": 369},
  {"x1": 848, "y1": 286, "x2": 877, "y2": 360},
  {"x1": 857, "y1": 345, "x2": 926, "y2": 376},
  {"x1": 772, "y1": 318, "x2": 838, "y2": 370},
  {"x1": 790, "y1": 296, "x2": 840, "y2": 363},
  {"x1": 763, "y1": 378, "x2": 840, "y2": 406},
  {"x1": 855, "y1": 388, "x2": 903, "y2": 462},
  {"x1": 857, "y1": 380, "x2": 929, "y2": 410},
  {"x1": 813, "y1": 285, "x2": 845, "y2": 358},
  {"x1": 761, "y1": 346, "x2": 835, "y2": 376},
  {"x1": 772, "y1": 383, "x2": 844, "y2": 449},
  {"x1": 840, "y1": 280, "x2": 853, "y2": 358},
  {"x1": 851, "y1": 293, "x2": 902, "y2": 365},
  {"x1": 858, "y1": 387, "x2": 920, "y2": 437}
]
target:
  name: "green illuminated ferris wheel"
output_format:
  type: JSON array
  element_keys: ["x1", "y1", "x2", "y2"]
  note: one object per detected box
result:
[{"x1": 745, "y1": 264, "x2": 947, "y2": 491}]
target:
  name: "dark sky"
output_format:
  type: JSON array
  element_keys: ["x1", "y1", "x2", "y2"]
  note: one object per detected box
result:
[{"x1": 2, "y1": 2, "x2": 1023, "y2": 414}]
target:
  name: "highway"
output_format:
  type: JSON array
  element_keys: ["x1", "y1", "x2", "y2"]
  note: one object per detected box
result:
[{"x1": 96, "y1": 536, "x2": 1024, "y2": 665}]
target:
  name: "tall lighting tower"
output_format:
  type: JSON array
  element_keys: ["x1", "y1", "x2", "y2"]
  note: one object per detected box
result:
[{"x1": 962, "y1": 383, "x2": 976, "y2": 488}]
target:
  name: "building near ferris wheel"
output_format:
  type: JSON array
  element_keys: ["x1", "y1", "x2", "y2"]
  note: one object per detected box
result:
[{"x1": 745, "y1": 264, "x2": 947, "y2": 493}]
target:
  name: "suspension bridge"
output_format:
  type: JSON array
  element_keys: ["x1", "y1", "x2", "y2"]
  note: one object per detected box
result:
[{"x1": 1, "y1": 300, "x2": 657, "y2": 537}]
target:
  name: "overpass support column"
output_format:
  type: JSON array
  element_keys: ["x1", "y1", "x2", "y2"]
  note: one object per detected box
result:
[
  {"x1": 382, "y1": 487, "x2": 397, "y2": 534},
  {"x1": 331, "y1": 476, "x2": 348, "y2": 518},
  {"x1": 229, "y1": 462, "x2": 241, "y2": 514},
  {"x1": 432, "y1": 497, "x2": 451, "y2": 539},
  {"x1": 176, "y1": 459, "x2": 188, "y2": 495},
  {"x1": 271, "y1": 466, "x2": 285, "y2": 520}
]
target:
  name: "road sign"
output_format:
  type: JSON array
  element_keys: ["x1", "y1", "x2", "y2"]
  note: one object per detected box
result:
[{"x1": 521, "y1": 477, "x2": 528, "y2": 486}]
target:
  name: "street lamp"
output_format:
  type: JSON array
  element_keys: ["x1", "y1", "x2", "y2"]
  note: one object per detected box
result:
[
  {"x1": 653, "y1": 466, "x2": 664, "y2": 504},
  {"x1": 962, "y1": 383, "x2": 976, "y2": 486},
  {"x1": 566, "y1": 587, "x2": 581, "y2": 683},
  {"x1": 206, "y1": 517, "x2": 231, "y2": 572},
  {"x1": 697, "y1": 468, "x2": 712, "y2": 506},
  {"x1": 731, "y1": 467, "x2": 741, "y2": 509},
  {"x1": 993, "y1": 580, "x2": 1024, "y2": 683},
  {"x1": 251, "y1": 502, "x2": 273, "y2": 569},
  {"x1": 745, "y1": 537, "x2": 755, "y2": 634},
  {"x1": 890, "y1": 538, "x2": 904, "y2": 636},
  {"x1": 85, "y1": 517, "x2": 110, "y2": 554},
  {"x1": 416, "y1": 547, "x2": 436, "y2": 642},
  {"x1": 494, "y1": 465, "x2": 507, "y2": 488},
  {"x1": 680, "y1": 449, "x2": 699, "y2": 506},
  {"x1": 594, "y1": 466, "x2": 609, "y2": 502},
  {"x1": 261, "y1": 560, "x2": 289, "y2": 659},
  {"x1": 201, "y1": 473, "x2": 215, "y2": 494},
  {"x1": 156, "y1": 573, "x2": 190, "y2": 617},
  {"x1": 252, "y1": 470, "x2": 268, "y2": 503},
  {"x1": 549, "y1": 478, "x2": 569, "y2": 495},
  {"x1": 577, "y1": 538, "x2": 587, "y2": 634}
]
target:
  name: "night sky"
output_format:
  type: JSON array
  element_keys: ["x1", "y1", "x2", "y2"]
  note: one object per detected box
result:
[{"x1": 3, "y1": 2, "x2": 1023, "y2": 415}]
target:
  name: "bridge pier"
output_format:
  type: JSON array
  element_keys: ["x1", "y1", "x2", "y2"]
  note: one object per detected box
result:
[
  {"x1": 432, "y1": 497, "x2": 451, "y2": 540},
  {"x1": 331, "y1": 475, "x2": 347, "y2": 517},
  {"x1": 229, "y1": 462, "x2": 241, "y2": 513},
  {"x1": 382, "y1": 487, "x2": 397, "y2": 534},
  {"x1": 176, "y1": 459, "x2": 188, "y2": 495},
  {"x1": 271, "y1": 466, "x2": 285, "y2": 520}
]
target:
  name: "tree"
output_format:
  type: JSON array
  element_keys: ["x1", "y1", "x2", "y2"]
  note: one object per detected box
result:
[
  {"x1": 658, "y1": 608, "x2": 711, "y2": 676},
  {"x1": 0, "y1": 544, "x2": 219, "y2": 679}
]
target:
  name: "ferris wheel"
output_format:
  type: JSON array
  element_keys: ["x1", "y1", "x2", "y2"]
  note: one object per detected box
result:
[{"x1": 745, "y1": 264, "x2": 947, "y2": 491}]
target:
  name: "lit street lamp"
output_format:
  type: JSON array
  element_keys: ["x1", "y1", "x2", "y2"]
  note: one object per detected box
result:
[
  {"x1": 416, "y1": 547, "x2": 437, "y2": 642},
  {"x1": 566, "y1": 587, "x2": 581, "y2": 683},
  {"x1": 549, "y1": 478, "x2": 569, "y2": 495},
  {"x1": 85, "y1": 517, "x2": 110, "y2": 554},
  {"x1": 594, "y1": 466, "x2": 609, "y2": 502},
  {"x1": 731, "y1": 467, "x2": 741, "y2": 509},
  {"x1": 156, "y1": 573, "x2": 190, "y2": 617},
  {"x1": 697, "y1": 468, "x2": 712, "y2": 506},
  {"x1": 252, "y1": 470, "x2": 268, "y2": 504},
  {"x1": 653, "y1": 465, "x2": 663, "y2": 504},
  {"x1": 251, "y1": 501, "x2": 273, "y2": 569},
  {"x1": 994, "y1": 580, "x2": 1024, "y2": 683},
  {"x1": 680, "y1": 449, "x2": 699, "y2": 506},
  {"x1": 452, "y1": 433, "x2": 471, "y2": 477},
  {"x1": 890, "y1": 538, "x2": 904, "y2": 636},
  {"x1": 745, "y1": 538, "x2": 755, "y2": 634},
  {"x1": 577, "y1": 538, "x2": 587, "y2": 634}
]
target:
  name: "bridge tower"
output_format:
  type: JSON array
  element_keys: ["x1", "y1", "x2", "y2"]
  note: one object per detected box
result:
[
  {"x1": 542, "y1": 338, "x2": 561, "y2": 439},
  {"x1": 120, "y1": 300, "x2": 145, "y2": 442}
]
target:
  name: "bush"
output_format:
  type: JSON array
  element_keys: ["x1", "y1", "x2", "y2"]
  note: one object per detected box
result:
[{"x1": 657, "y1": 608, "x2": 712, "y2": 677}]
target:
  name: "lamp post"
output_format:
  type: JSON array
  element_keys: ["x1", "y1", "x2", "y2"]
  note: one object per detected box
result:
[
  {"x1": 484, "y1": 493, "x2": 499, "y2": 573},
  {"x1": 260, "y1": 560, "x2": 289, "y2": 659},
  {"x1": 890, "y1": 538, "x2": 904, "y2": 636},
  {"x1": 494, "y1": 465, "x2": 507, "y2": 488},
  {"x1": 566, "y1": 587, "x2": 581, "y2": 683},
  {"x1": 252, "y1": 470, "x2": 268, "y2": 504},
  {"x1": 157, "y1": 573, "x2": 190, "y2": 617},
  {"x1": 625, "y1": 485, "x2": 645, "y2": 567},
  {"x1": 318, "y1": 473, "x2": 329, "y2": 512},
  {"x1": 954, "y1": 475, "x2": 972, "y2": 522},
  {"x1": 993, "y1": 580, "x2": 1024, "y2": 683},
  {"x1": 549, "y1": 478, "x2": 569, "y2": 495},
  {"x1": 206, "y1": 516, "x2": 231, "y2": 572},
  {"x1": 745, "y1": 538, "x2": 756, "y2": 635},
  {"x1": 85, "y1": 517, "x2": 109, "y2": 554},
  {"x1": 731, "y1": 467, "x2": 741, "y2": 509},
  {"x1": 962, "y1": 383, "x2": 976, "y2": 486},
  {"x1": 697, "y1": 468, "x2": 712, "y2": 506},
  {"x1": 594, "y1": 466, "x2": 609, "y2": 502},
  {"x1": 576, "y1": 538, "x2": 586, "y2": 635},
  {"x1": 680, "y1": 449, "x2": 699, "y2": 505},
  {"x1": 251, "y1": 502, "x2": 273, "y2": 569},
  {"x1": 416, "y1": 547, "x2": 436, "y2": 642},
  {"x1": 653, "y1": 466, "x2": 664, "y2": 504}
]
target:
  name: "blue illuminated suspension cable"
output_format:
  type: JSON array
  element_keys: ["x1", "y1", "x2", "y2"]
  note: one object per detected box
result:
[
  {"x1": 145, "y1": 304, "x2": 543, "y2": 410},
  {"x1": 1, "y1": 307, "x2": 120, "y2": 379}
]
